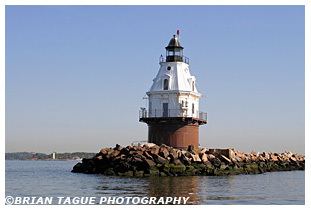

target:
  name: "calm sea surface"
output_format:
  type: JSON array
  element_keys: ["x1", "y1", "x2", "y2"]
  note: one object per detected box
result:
[{"x1": 5, "y1": 160, "x2": 304, "y2": 205}]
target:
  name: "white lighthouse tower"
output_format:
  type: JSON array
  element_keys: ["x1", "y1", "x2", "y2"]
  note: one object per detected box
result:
[{"x1": 139, "y1": 31, "x2": 207, "y2": 149}]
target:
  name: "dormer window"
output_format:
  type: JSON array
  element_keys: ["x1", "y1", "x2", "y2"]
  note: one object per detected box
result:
[{"x1": 163, "y1": 79, "x2": 169, "y2": 90}]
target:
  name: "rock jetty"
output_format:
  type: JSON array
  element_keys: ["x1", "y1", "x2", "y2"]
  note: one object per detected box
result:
[{"x1": 71, "y1": 144, "x2": 304, "y2": 177}]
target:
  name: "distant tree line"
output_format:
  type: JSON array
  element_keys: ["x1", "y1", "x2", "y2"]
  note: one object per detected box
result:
[{"x1": 5, "y1": 152, "x2": 96, "y2": 160}]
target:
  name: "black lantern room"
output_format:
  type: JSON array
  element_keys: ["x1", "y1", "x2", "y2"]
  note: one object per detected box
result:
[{"x1": 165, "y1": 35, "x2": 184, "y2": 62}]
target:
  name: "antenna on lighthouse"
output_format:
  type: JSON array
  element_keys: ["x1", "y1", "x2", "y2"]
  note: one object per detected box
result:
[{"x1": 177, "y1": 29, "x2": 180, "y2": 38}]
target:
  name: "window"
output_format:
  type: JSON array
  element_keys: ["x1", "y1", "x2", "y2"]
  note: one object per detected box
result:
[
  {"x1": 192, "y1": 81, "x2": 195, "y2": 91},
  {"x1": 192, "y1": 103, "x2": 195, "y2": 114},
  {"x1": 168, "y1": 51, "x2": 174, "y2": 56},
  {"x1": 163, "y1": 79, "x2": 169, "y2": 90},
  {"x1": 167, "y1": 66, "x2": 171, "y2": 71}
]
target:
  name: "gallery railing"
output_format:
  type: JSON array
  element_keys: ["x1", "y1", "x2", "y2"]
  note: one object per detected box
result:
[
  {"x1": 159, "y1": 56, "x2": 190, "y2": 64},
  {"x1": 139, "y1": 108, "x2": 207, "y2": 121}
]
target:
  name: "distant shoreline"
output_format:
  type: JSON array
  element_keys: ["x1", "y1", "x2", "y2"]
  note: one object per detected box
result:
[{"x1": 5, "y1": 152, "x2": 96, "y2": 161}]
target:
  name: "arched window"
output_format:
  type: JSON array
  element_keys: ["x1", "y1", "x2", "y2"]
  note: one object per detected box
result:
[{"x1": 163, "y1": 79, "x2": 169, "y2": 90}]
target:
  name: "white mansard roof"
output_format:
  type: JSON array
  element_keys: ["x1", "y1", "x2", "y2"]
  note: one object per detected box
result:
[{"x1": 149, "y1": 61, "x2": 200, "y2": 94}]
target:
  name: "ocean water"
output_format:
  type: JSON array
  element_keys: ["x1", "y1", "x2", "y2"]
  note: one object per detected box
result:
[{"x1": 5, "y1": 160, "x2": 305, "y2": 205}]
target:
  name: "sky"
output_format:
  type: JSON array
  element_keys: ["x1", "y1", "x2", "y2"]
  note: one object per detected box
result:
[{"x1": 5, "y1": 5, "x2": 305, "y2": 154}]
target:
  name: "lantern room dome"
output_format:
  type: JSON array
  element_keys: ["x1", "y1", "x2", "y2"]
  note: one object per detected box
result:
[{"x1": 166, "y1": 35, "x2": 183, "y2": 49}]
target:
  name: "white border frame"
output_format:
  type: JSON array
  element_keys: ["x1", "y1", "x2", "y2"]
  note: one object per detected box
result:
[{"x1": 1, "y1": 0, "x2": 309, "y2": 209}]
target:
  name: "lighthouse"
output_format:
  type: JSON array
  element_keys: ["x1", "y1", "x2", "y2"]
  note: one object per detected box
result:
[{"x1": 139, "y1": 31, "x2": 207, "y2": 149}]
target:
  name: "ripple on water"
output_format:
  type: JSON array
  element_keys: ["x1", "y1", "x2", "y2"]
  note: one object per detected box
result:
[{"x1": 5, "y1": 161, "x2": 305, "y2": 204}]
